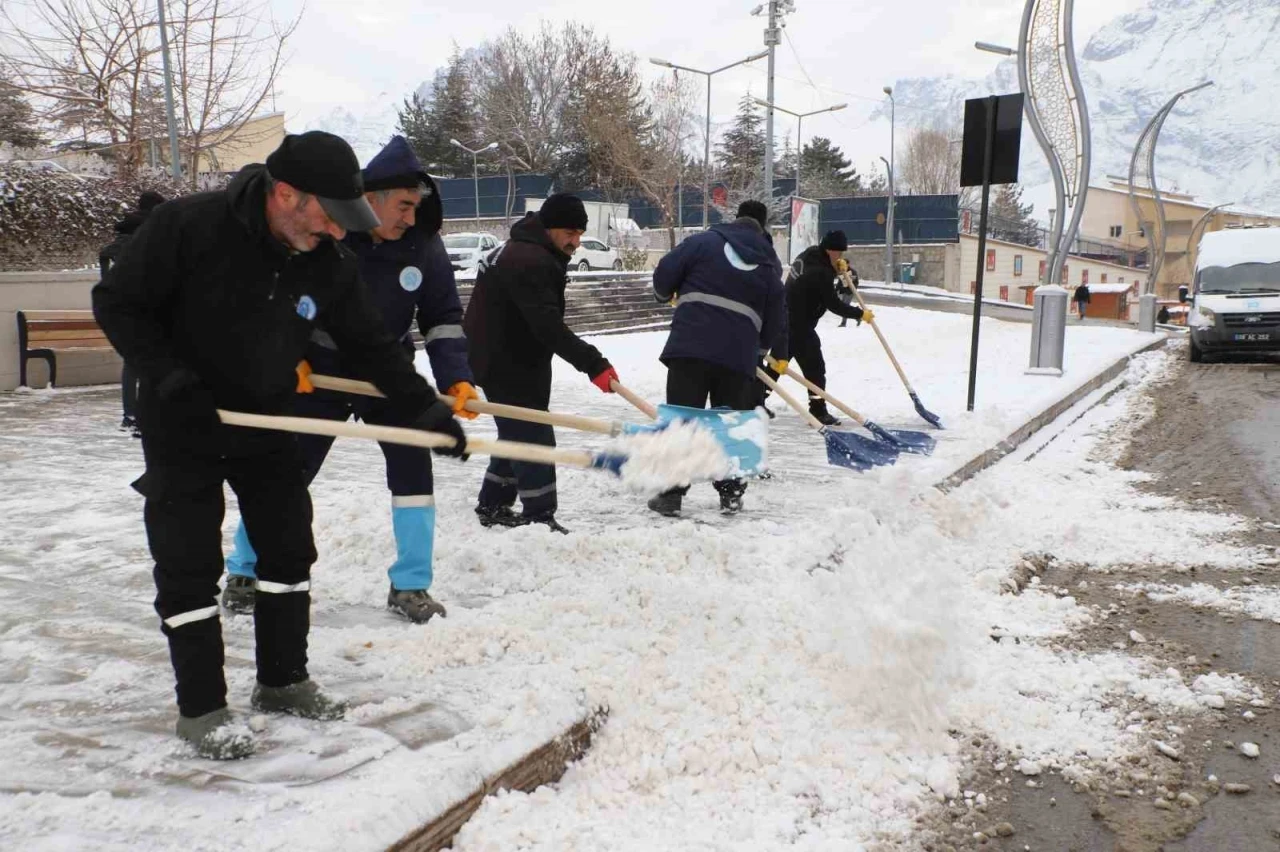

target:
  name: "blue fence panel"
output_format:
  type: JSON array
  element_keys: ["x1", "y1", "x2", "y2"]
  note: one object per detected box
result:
[
  {"x1": 437, "y1": 174, "x2": 554, "y2": 220},
  {"x1": 819, "y1": 194, "x2": 958, "y2": 244}
]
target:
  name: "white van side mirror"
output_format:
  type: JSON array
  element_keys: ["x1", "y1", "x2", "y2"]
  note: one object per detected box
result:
[{"x1": 1178, "y1": 285, "x2": 1190, "y2": 304}]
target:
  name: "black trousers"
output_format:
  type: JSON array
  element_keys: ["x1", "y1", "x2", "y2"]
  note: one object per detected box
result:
[
  {"x1": 136, "y1": 432, "x2": 316, "y2": 718},
  {"x1": 789, "y1": 331, "x2": 827, "y2": 399},
  {"x1": 476, "y1": 374, "x2": 557, "y2": 517},
  {"x1": 662, "y1": 357, "x2": 755, "y2": 498}
]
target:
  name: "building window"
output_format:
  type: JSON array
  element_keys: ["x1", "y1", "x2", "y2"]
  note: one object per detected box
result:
[
  {"x1": 1082, "y1": 269, "x2": 1089, "y2": 285},
  {"x1": 1038, "y1": 259, "x2": 1047, "y2": 282},
  {"x1": 1109, "y1": 225, "x2": 1122, "y2": 238},
  {"x1": 1101, "y1": 273, "x2": 1108, "y2": 283},
  {"x1": 999, "y1": 285, "x2": 1009, "y2": 301},
  {"x1": 970, "y1": 281, "x2": 977, "y2": 295},
  {"x1": 986, "y1": 249, "x2": 996, "y2": 271},
  {"x1": 1013, "y1": 255, "x2": 1023, "y2": 277}
]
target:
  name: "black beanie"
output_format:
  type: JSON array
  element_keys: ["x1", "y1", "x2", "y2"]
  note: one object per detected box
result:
[
  {"x1": 736, "y1": 200, "x2": 769, "y2": 230},
  {"x1": 819, "y1": 230, "x2": 848, "y2": 252},
  {"x1": 538, "y1": 193, "x2": 589, "y2": 230}
]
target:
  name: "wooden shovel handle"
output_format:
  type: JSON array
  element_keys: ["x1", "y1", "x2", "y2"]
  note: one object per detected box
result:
[
  {"x1": 609, "y1": 379, "x2": 659, "y2": 420},
  {"x1": 216, "y1": 409, "x2": 600, "y2": 469},
  {"x1": 308, "y1": 373, "x2": 620, "y2": 436},
  {"x1": 756, "y1": 368, "x2": 825, "y2": 432},
  {"x1": 781, "y1": 366, "x2": 867, "y2": 427},
  {"x1": 845, "y1": 272, "x2": 915, "y2": 393}
]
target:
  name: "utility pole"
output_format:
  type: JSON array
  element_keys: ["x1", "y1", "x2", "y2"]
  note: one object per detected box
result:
[
  {"x1": 156, "y1": 0, "x2": 182, "y2": 182},
  {"x1": 450, "y1": 139, "x2": 499, "y2": 230},
  {"x1": 763, "y1": 0, "x2": 779, "y2": 206}
]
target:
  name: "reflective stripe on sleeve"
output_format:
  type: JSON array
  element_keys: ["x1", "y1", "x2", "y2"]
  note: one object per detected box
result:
[{"x1": 424, "y1": 324, "x2": 465, "y2": 344}]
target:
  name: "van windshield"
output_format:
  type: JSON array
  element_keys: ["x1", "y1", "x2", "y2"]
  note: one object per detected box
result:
[
  {"x1": 444, "y1": 235, "x2": 481, "y2": 249},
  {"x1": 1197, "y1": 262, "x2": 1280, "y2": 295}
]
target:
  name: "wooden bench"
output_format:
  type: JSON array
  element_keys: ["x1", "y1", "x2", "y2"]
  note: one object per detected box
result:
[{"x1": 16, "y1": 310, "x2": 114, "y2": 388}]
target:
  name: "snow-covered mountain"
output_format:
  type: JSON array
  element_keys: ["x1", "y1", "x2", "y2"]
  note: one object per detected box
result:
[
  {"x1": 886, "y1": 0, "x2": 1280, "y2": 215},
  {"x1": 301, "y1": 80, "x2": 431, "y2": 165}
]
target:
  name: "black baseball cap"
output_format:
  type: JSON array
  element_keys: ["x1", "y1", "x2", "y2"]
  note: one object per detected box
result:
[{"x1": 265, "y1": 131, "x2": 380, "y2": 232}]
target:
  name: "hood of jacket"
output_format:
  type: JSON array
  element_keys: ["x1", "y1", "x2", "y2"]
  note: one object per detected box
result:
[
  {"x1": 710, "y1": 219, "x2": 776, "y2": 267},
  {"x1": 508, "y1": 212, "x2": 568, "y2": 265}
]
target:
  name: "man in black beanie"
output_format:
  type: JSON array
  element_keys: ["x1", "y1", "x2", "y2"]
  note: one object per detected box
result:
[
  {"x1": 766, "y1": 229, "x2": 873, "y2": 425},
  {"x1": 463, "y1": 192, "x2": 620, "y2": 533},
  {"x1": 93, "y1": 130, "x2": 469, "y2": 759}
]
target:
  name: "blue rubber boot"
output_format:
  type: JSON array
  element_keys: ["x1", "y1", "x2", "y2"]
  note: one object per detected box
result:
[
  {"x1": 386, "y1": 499, "x2": 445, "y2": 623},
  {"x1": 221, "y1": 521, "x2": 258, "y2": 614}
]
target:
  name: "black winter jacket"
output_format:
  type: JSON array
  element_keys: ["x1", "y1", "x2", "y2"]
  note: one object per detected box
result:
[
  {"x1": 1074, "y1": 284, "x2": 1091, "y2": 304},
  {"x1": 92, "y1": 164, "x2": 438, "y2": 445},
  {"x1": 777, "y1": 246, "x2": 864, "y2": 357},
  {"x1": 98, "y1": 211, "x2": 149, "y2": 277},
  {"x1": 463, "y1": 213, "x2": 608, "y2": 390}
]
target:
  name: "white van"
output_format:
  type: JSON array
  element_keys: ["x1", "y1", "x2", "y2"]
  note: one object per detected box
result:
[{"x1": 1182, "y1": 228, "x2": 1280, "y2": 362}]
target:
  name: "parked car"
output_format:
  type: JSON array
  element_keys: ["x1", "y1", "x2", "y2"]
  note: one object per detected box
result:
[
  {"x1": 444, "y1": 232, "x2": 501, "y2": 272},
  {"x1": 571, "y1": 238, "x2": 622, "y2": 271}
]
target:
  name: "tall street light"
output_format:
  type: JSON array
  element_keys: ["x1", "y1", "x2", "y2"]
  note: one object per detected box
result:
[
  {"x1": 883, "y1": 86, "x2": 896, "y2": 287},
  {"x1": 449, "y1": 139, "x2": 498, "y2": 230},
  {"x1": 155, "y1": 0, "x2": 182, "y2": 181},
  {"x1": 879, "y1": 155, "x2": 896, "y2": 287},
  {"x1": 751, "y1": 98, "x2": 847, "y2": 198},
  {"x1": 650, "y1": 50, "x2": 769, "y2": 231}
]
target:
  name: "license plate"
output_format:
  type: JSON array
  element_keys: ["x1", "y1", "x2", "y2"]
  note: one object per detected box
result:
[{"x1": 1233, "y1": 333, "x2": 1271, "y2": 342}]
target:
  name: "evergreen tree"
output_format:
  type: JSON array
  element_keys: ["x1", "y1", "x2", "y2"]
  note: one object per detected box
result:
[
  {"x1": 396, "y1": 91, "x2": 435, "y2": 168},
  {"x1": 0, "y1": 80, "x2": 43, "y2": 149},
  {"x1": 715, "y1": 94, "x2": 765, "y2": 190},
  {"x1": 798, "y1": 136, "x2": 860, "y2": 198},
  {"x1": 989, "y1": 183, "x2": 1040, "y2": 245},
  {"x1": 396, "y1": 51, "x2": 483, "y2": 178},
  {"x1": 559, "y1": 48, "x2": 651, "y2": 193}
]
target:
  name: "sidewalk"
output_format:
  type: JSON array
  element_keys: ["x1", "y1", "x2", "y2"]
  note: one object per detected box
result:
[{"x1": 0, "y1": 306, "x2": 1166, "y2": 850}]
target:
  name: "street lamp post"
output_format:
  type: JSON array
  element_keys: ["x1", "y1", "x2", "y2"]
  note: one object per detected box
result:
[
  {"x1": 155, "y1": 0, "x2": 182, "y2": 181},
  {"x1": 651, "y1": 50, "x2": 768, "y2": 232},
  {"x1": 449, "y1": 139, "x2": 498, "y2": 231},
  {"x1": 751, "y1": 98, "x2": 847, "y2": 198},
  {"x1": 883, "y1": 86, "x2": 895, "y2": 287}
]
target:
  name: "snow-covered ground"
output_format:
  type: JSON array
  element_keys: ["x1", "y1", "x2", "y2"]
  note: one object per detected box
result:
[{"x1": 4, "y1": 308, "x2": 1262, "y2": 851}]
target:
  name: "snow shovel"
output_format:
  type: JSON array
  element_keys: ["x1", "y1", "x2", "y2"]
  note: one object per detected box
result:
[
  {"x1": 608, "y1": 378, "x2": 659, "y2": 419},
  {"x1": 305, "y1": 375, "x2": 768, "y2": 477},
  {"x1": 756, "y1": 369, "x2": 898, "y2": 471},
  {"x1": 778, "y1": 366, "x2": 935, "y2": 455},
  {"x1": 217, "y1": 409, "x2": 631, "y2": 474},
  {"x1": 844, "y1": 272, "x2": 944, "y2": 429}
]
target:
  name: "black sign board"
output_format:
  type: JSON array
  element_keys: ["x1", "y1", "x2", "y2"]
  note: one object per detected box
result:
[{"x1": 960, "y1": 93, "x2": 1024, "y2": 187}]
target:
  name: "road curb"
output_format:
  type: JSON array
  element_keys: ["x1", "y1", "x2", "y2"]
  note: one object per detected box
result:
[{"x1": 934, "y1": 335, "x2": 1169, "y2": 493}]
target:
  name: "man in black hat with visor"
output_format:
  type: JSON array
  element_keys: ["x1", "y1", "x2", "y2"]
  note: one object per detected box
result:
[{"x1": 93, "y1": 131, "x2": 469, "y2": 759}]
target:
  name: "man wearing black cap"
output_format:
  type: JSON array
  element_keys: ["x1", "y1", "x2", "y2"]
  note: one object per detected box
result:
[
  {"x1": 767, "y1": 229, "x2": 873, "y2": 426},
  {"x1": 222, "y1": 135, "x2": 475, "y2": 625},
  {"x1": 463, "y1": 193, "x2": 619, "y2": 533},
  {"x1": 647, "y1": 199, "x2": 786, "y2": 517},
  {"x1": 92, "y1": 131, "x2": 469, "y2": 759}
]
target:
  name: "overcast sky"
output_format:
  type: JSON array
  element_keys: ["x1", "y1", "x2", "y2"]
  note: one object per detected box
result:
[{"x1": 271, "y1": 0, "x2": 1147, "y2": 172}]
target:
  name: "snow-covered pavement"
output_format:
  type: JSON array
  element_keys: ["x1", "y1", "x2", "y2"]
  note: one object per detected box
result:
[{"x1": 5, "y1": 308, "x2": 1264, "y2": 851}]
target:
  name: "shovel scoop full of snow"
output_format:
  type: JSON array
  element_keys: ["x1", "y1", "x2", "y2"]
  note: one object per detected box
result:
[{"x1": 615, "y1": 405, "x2": 768, "y2": 490}]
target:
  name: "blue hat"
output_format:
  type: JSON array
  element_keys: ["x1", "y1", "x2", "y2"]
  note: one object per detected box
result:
[{"x1": 363, "y1": 135, "x2": 430, "y2": 192}]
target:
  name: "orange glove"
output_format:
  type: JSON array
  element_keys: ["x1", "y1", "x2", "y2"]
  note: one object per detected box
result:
[
  {"x1": 446, "y1": 381, "x2": 480, "y2": 420},
  {"x1": 295, "y1": 360, "x2": 313, "y2": 393}
]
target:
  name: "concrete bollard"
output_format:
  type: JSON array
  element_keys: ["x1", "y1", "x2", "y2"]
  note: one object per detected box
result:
[
  {"x1": 1028, "y1": 285, "x2": 1068, "y2": 376},
  {"x1": 1138, "y1": 292, "x2": 1158, "y2": 333}
]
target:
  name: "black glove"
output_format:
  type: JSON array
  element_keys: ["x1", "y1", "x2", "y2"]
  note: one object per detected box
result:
[
  {"x1": 411, "y1": 401, "x2": 469, "y2": 460},
  {"x1": 155, "y1": 368, "x2": 218, "y2": 428},
  {"x1": 852, "y1": 305, "x2": 865, "y2": 326}
]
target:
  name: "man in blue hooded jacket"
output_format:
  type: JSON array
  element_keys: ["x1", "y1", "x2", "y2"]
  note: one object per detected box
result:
[
  {"x1": 647, "y1": 200, "x2": 786, "y2": 516},
  {"x1": 222, "y1": 136, "x2": 476, "y2": 624}
]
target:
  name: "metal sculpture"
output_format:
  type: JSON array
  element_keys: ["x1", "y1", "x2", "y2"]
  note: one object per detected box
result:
[
  {"x1": 1127, "y1": 82, "x2": 1214, "y2": 295},
  {"x1": 1016, "y1": 0, "x2": 1091, "y2": 286},
  {"x1": 1187, "y1": 201, "x2": 1232, "y2": 276}
]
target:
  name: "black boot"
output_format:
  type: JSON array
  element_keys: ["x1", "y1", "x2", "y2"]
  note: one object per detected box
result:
[
  {"x1": 647, "y1": 491, "x2": 682, "y2": 517},
  {"x1": 525, "y1": 512, "x2": 569, "y2": 534},
  {"x1": 809, "y1": 400, "x2": 841, "y2": 427},
  {"x1": 715, "y1": 481, "x2": 746, "y2": 515},
  {"x1": 475, "y1": 505, "x2": 530, "y2": 528}
]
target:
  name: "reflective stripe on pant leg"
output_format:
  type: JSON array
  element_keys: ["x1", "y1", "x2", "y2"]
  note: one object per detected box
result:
[
  {"x1": 163, "y1": 605, "x2": 219, "y2": 629},
  {"x1": 478, "y1": 458, "x2": 518, "y2": 509},
  {"x1": 225, "y1": 519, "x2": 258, "y2": 578},
  {"x1": 389, "y1": 496, "x2": 435, "y2": 591},
  {"x1": 495, "y1": 415, "x2": 557, "y2": 517}
]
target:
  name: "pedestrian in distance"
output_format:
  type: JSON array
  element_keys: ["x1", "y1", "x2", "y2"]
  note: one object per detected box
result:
[
  {"x1": 1157, "y1": 305, "x2": 1171, "y2": 325},
  {"x1": 768, "y1": 230, "x2": 873, "y2": 426},
  {"x1": 463, "y1": 193, "x2": 620, "y2": 534},
  {"x1": 92, "y1": 131, "x2": 469, "y2": 760},
  {"x1": 1074, "y1": 282, "x2": 1091, "y2": 320},
  {"x1": 836, "y1": 265, "x2": 860, "y2": 328},
  {"x1": 99, "y1": 190, "x2": 166, "y2": 438},
  {"x1": 222, "y1": 135, "x2": 476, "y2": 625},
  {"x1": 647, "y1": 199, "x2": 786, "y2": 517}
]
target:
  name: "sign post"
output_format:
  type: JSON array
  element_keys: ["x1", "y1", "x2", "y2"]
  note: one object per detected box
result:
[{"x1": 960, "y1": 93, "x2": 1024, "y2": 412}]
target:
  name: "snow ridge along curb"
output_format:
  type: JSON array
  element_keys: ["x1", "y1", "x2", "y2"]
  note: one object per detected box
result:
[{"x1": 934, "y1": 336, "x2": 1169, "y2": 493}]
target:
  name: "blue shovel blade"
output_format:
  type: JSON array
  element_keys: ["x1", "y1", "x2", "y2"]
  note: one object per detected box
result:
[
  {"x1": 622, "y1": 404, "x2": 768, "y2": 478},
  {"x1": 864, "y1": 420, "x2": 936, "y2": 455},
  {"x1": 823, "y1": 429, "x2": 899, "y2": 471},
  {"x1": 589, "y1": 452, "x2": 629, "y2": 475}
]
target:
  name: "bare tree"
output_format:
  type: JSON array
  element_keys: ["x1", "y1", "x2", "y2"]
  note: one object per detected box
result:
[
  {"x1": 1, "y1": 0, "x2": 295, "y2": 181},
  {"x1": 584, "y1": 72, "x2": 694, "y2": 249},
  {"x1": 897, "y1": 121, "x2": 976, "y2": 207}
]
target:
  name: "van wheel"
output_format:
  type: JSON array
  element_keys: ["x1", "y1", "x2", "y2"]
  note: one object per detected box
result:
[{"x1": 1188, "y1": 337, "x2": 1203, "y2": 363}]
